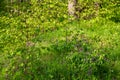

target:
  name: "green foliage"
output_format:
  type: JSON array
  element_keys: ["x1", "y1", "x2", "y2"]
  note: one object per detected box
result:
[
  {"x1": 0, "y1": 0, "x2": 120, "y2": 80},
  {"x1": 99, "y1": 0, "x2": 120, "y2": 22}
]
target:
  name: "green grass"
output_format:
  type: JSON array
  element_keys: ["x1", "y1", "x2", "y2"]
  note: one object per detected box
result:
[{"x1": 0, "y1": 14, "x2": 120, "y2": 80}]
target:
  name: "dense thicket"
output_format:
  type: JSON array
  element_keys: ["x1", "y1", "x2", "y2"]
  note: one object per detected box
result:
[{"x1": 0, "y1": 0, "x2": 120, "y2": 80}]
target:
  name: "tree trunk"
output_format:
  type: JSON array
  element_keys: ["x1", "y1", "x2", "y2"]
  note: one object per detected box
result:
[{"x1": 68, "y1": 0, "x2": 77, "y2": 19}]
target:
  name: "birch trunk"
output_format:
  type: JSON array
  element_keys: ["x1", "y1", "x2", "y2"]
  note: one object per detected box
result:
[{"x1": 68, "y1": 0, "x2": 77, "y2": 19}]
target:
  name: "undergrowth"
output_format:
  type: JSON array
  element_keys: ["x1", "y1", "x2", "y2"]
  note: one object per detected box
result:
[{"x1": 0, "y1": 13, "x2": 120, "y2": 80}]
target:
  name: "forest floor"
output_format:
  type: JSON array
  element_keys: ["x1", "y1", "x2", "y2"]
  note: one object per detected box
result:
[{"x1": 0, "y1": 13, "x2": 120, "y2": 79}]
